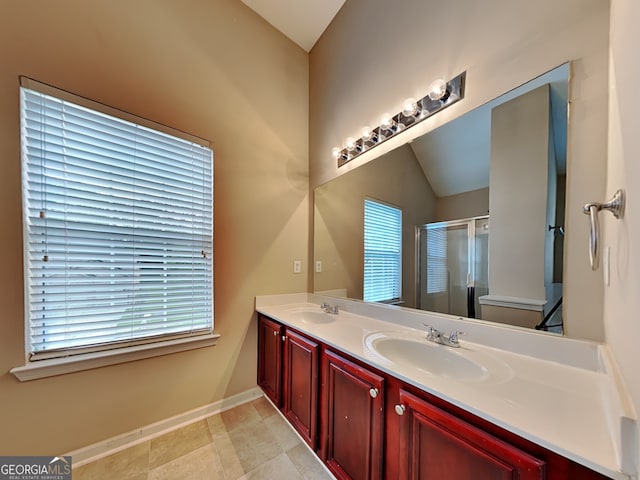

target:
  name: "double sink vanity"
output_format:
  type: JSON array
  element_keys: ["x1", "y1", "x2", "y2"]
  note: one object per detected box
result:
[{"x1": 256, "y1": 293, "x2": 634, "y2": 480}]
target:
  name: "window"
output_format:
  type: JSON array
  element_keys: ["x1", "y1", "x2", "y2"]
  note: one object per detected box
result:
[
  {"x1": 363, "y1": 199, "x2": 402, "y2": 303},
  {"x1": 20, "y1": 78, "x2": 214, "y2": 362}
]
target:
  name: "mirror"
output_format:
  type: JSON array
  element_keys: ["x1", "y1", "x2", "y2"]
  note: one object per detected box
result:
[{"x1": 314, "y1": 64, "x2": 569, "y2": 335}]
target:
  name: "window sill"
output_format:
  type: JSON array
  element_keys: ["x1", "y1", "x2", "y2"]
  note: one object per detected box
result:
[{"x1": 10, "y1": 333, "x2": 220, "y2": 382}]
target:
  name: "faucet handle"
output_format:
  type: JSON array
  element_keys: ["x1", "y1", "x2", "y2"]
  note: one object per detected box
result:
[
  {"x1": 448, "y1": 330, "x2": 466, "y2": 344},
  {"x1": 422, "y1": 323, "x2": 440, "y2": 338},
  {"x1": 320, "y1": 302, "x2": 330, "y2": 310}
]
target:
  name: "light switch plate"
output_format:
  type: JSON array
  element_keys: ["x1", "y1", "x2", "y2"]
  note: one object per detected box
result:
[{"x1": 293, "y1": 260, "x2": 301, "y2": 274}]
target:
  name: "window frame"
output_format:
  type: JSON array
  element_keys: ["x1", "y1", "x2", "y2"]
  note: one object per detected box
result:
[{"x1": 12, "y1": 78, "x2": 218, "y2": 381}]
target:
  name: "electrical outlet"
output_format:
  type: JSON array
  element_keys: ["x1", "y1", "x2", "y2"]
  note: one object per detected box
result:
[
  {"x1": 293, "y1": 260, "x2": 301, "y2": 274},
  {"x1": 315, "y1": 260, "x2": 322, "y2": 273}
]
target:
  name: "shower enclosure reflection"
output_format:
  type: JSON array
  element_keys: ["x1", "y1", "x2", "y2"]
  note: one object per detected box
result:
[{"x1": 418, "y1": 216, "x2": 489, "y2": 320}]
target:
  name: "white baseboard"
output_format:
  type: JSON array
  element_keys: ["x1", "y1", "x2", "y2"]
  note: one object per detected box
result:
[{"x1": 67, "y1": 386, "x2": 264, "y2": 468}]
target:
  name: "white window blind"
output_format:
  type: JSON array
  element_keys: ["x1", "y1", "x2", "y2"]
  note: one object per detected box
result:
[
  {"x1": 426, "y1": 227, "x2": 447, "y2": 294},
  {"x1": 363, "y1": 199, "x2": 402, "y2": 303},
  {"x1": 20, "y1": 80, "x2": 214, "y2": 360}
]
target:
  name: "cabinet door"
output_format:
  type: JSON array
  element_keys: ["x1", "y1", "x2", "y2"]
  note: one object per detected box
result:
[
  {"x1": 282, "y1": 328, "x2": 319, "y2": 449},
  {"x1": 257, "y1": 315, "x2": 283, "y2": 406},
  {"x1": 396, "y1": 389, "x2": 545, "y2": 480},
  {"x1": 321, "y1": 349, "x2": 385, "y2": 480}
]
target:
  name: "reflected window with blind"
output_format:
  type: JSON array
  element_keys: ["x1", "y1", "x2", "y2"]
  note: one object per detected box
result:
[
  {"x1": 20, "y1": 78, "x2": 214, "y2": 361},
  {"x1": 363, "y1": 198, "x2": 402, "y2": 303}
]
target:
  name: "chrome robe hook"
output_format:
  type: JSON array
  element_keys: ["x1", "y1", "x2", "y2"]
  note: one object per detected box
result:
[{"x1": 583, "y1": 189, "x2": 625, "y2": 271}]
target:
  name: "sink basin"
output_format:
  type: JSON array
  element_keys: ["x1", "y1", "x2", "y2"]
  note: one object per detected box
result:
[
  {"x1": 299, "y1": 311, "x2": 336, "y2": 325},
  {"x1": 279, "y1": 305, "x2": 337, "y2": 325},
  {"x1": 365, "y1": 331, "x2": 511, "y2": 383}
]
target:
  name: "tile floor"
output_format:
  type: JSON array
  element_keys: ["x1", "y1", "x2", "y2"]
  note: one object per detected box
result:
[{"x1": 73, "y1": 396, "x2": 334, "y2": 479}]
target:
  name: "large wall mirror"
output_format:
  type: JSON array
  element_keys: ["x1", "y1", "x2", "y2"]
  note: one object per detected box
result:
[{"x1": 314, "y1": 64, "x2": 569, "y2": 335}]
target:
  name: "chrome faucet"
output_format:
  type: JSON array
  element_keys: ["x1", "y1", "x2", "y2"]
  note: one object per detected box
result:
[
  {"x1": 423, "y1": 324, "x2": 464, "y2": 348},
  {"x1": 320, "y1": 303, "x2": 339, "y2": 314}
]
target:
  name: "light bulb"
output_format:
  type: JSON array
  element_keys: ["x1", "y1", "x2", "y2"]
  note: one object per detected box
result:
[
  {"x1": 380, "y1": 113, "x2": 396, "y2": 131},
  {"x1": 428, "y1": 79, "x2": 447, "y2": 101},
  {"x1": 362, "y1": 126, "x2": 378, "y2": 144},
  {"x1": 402, "y1": 98, "x2": 419, "y2": 117},
  {"x1": 345, "y1": 137, "x2": 356, "y2": 150},
  {"x1": 331, "y1": 147, "x2": 341, "y2": 159}
]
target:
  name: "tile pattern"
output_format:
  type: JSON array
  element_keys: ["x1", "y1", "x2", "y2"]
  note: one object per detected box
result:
[{"x1": 73, "y1": 397, "x2": 333, "y2": 480}]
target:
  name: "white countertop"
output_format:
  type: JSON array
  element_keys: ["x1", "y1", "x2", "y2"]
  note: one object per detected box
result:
[{"x1": 255, "y1": 293, "x2": 636, "y2": 480}]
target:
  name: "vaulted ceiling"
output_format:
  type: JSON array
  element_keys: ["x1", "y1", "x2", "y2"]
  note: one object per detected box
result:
[
  {"x1": 409, "y1": 66, "x2": 568, "y2": 198},
  {"x1": 240, "y1": 0, "x2": 346, "y2": 51}
]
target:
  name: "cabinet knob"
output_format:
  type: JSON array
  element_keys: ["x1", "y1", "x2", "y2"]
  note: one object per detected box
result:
[
  {"x1": 282, "y1": 335, "x2": 287, "y2": 341},
  {"x1": 369, "y1": 388, "x2": 379, "y2": 398},
  {"x1": 395, "y1": 404, "x2": 406, "y2": 416},
  {"x1": 273, "y1": 331, "x2": 278, "y2": 336}
]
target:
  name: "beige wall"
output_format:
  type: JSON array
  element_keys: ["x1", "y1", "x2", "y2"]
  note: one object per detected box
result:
[
  {"x1": 489, "y1": 85, "x2": 550, "y2": 302},
  {"x1": 435, "y1": 188, "x2": 489, "y2": 222},
  {"x1": 0, "y1": 0, "x2": 308, "y2": 454},
  {"x1": 310, "y1": 0, "x2": 609, "y2": 341},
  {"x1": 606, "y1": 0, "x2": 640, "y2": 469}
]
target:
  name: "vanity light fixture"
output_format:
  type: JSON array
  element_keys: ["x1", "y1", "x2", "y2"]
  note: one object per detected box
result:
[{"x1": 334, "y1": 71, "x2": 466, "y2": 167}]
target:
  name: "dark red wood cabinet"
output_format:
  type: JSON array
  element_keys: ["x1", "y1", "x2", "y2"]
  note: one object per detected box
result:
[
  {"x1": 320, "y1": 349, "x2": 385, "y2": 480},
  {"x1": 258, "y1": 314, "x2": 320, "y2": 449},
  {"x1": 282, "y1": 328, "x2": 319, "y2": 449},
  {"x1": 256, "y1": 314, "x2": 613, "y2": 480}
]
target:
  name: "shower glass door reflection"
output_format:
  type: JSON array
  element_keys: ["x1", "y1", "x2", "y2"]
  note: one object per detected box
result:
[{"x1": 418, "y1": 216, "x2": 489, "y2": 318}]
